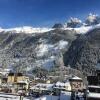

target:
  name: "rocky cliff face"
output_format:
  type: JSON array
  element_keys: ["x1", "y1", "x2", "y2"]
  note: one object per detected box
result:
[{"x1": 63, "y1": 28, "x2": 100, "y2": 75}]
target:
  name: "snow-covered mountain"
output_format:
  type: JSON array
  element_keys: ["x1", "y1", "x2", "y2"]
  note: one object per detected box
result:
[
  {"x1": 0, "y1": 13, "x2": 100, "y2": 74},
  {"x1": 0, "y1": 25, "x2": 81, "y2": 73},
  {"x1": 0, "y1": 24, "x2": 100, "y2": 72}
]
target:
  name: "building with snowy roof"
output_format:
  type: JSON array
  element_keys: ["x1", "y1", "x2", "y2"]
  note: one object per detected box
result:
[
  {"x1": 54, "y1": 81, "x2": 71, "y2": 91},
  {"x1": 30, "y1": 83, "x2": 54, "y2": 95},
  {"x1": 69, "y1": 76, "x2": 84, "y2": 91}
]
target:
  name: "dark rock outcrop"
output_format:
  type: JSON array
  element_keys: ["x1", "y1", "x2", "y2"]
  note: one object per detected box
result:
[{"x1": 52, "y1": 23, "x2": 63, "y2": 28}]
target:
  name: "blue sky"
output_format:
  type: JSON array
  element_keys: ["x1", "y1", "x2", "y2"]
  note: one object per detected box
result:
[{"x1": 0, "y1": 0, "x2": 100, "y2": 28}]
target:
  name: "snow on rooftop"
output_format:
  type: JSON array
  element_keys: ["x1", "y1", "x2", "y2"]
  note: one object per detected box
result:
[
  {"x1": 35, "y1": 83, "x2": 54, "y2": 87},
  {"x1": 71, "y1": 76, "x2": 82, "y2": 80},
  {"x1": 55, "y1": 81, "x2": 65, "y2": 86},
  {"x1": 31, "y1": 83, "x2": 54, "y2": 91},
  {"x1": 54, "y1": 81, "x2": 71, "y2": 90}
]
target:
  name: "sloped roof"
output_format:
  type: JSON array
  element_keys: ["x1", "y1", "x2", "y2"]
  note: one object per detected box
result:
[{"x1": 70, "y1": 76, "x2": 82, "y2": 80}]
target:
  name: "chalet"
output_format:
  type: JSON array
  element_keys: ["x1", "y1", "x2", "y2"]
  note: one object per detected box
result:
[
  {"x1": 53, "y1": 81, "x2": 71, "y2": 95},
  {"x1": 7, "y1": 72, "x2": 29, "y2": 84},
  {"x1": 7, "y1": 72, "x2": 29, "y2": 93},
  {"x1": 69, "y1": 76, "x2": 84, "y2": 91}
]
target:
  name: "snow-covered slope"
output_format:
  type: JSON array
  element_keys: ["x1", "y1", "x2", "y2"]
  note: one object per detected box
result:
[
  {"x1": 34, "y1": 40, "x2": 68, "y2": 70},
  {"x1": 63, "y1": 24, "x2": 100, "y2": 34}
]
